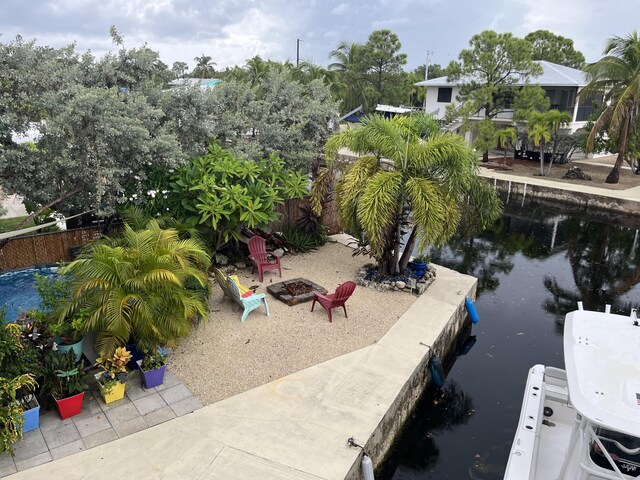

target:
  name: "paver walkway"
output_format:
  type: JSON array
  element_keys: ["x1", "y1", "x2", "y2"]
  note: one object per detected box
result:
[{"x1": 0, "y1": 369, "x2": 201, "y2": 477}]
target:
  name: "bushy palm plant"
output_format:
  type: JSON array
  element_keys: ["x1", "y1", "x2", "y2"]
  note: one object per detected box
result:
[
  {"x1": 582, "y1": 31, "x2": 640, "y2": 183},
  {"x1": 60, "y1": 220, "x2": 210, "y2": 356},
  {"x1": 311, "y1": 114, "x2": 502, "y2": 275}
]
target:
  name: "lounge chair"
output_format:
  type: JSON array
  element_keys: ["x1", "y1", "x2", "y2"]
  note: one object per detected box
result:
[
  {"x1": 248, "y1": 235, "x2": 282, "y2": 282},
  {"x1": 227, "y1": 276, "x2": 270, "y2": 322},
  {"x1": 311, "y1": 281, "x2": 356, "y2": 323}
]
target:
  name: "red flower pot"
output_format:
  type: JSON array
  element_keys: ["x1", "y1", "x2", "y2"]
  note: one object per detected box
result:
[{"x1": 53, "y1": 392, "x2": 85, "y2": 419}]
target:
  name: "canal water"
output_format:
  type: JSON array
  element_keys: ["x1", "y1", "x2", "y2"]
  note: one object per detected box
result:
[{"x1": 383, "y1": 196, "x2": 640, "y2": 480}]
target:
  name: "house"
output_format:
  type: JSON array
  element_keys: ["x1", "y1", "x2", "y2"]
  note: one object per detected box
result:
[
  {"x1": 415, "y1": 60, "x2": 600, "y2": 142},
  {"x1": 168, "y1": 78, "x2": 221, "y2": 89}
]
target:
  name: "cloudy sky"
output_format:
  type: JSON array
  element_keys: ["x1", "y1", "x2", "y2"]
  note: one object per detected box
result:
[{"x1": 1, "y1": 0, "x2": 639, "y2": 71}]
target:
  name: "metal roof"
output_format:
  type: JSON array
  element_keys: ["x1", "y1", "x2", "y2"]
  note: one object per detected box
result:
[
  {"x1": 563, "y1": 309, "x2": 640, "y2": 437},
  {"x1": 414, "y1": 60, "x2": 588, "y2": 88}
]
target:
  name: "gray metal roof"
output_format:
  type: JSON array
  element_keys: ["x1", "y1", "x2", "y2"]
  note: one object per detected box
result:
[{"x1": 414, "y1": 60, "x2": 588, "y2": 88}]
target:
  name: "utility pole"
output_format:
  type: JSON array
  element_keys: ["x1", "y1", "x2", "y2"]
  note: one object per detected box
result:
[
  {"x1": 296, "y1": 39, "x2": 301, "y2": 67},
  {"x1": 423, "y1": 50, "x2": 433, "y2": 112}
]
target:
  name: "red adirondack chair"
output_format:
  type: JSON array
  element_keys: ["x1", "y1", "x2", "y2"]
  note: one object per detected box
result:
[
  {"x1": 311, "y1": 281, "x2": 356, "y2": 323},
  {"x1": 248, "y1": 235, "x2": 282, "y2": 282}
]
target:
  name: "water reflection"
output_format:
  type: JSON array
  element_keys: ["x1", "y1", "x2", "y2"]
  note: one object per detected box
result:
[{"x1": 387, "y1": 200, "x2": 640, "y2": 480}]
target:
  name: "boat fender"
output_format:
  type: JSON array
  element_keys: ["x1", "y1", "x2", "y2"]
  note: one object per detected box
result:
[
  {"x1": 465, "y1": 297, "x2": 480, "y2": 325},
  {"x1": 429, "y1": 355, "x2": 445, "y2": 388},
  {"x1": 362, "y1": 454, "x2": 375, "y2": 480}
]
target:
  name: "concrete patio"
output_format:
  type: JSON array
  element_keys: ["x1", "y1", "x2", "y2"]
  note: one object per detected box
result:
[{"x1": 0, "y1": 369, "x2": 201, "y2": 477}]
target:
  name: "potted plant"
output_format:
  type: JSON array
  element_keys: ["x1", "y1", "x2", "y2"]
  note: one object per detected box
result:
[
  {"x1": 137, "y1": 348, "x2": 166, "y2": 389},
  {"x1": 411, "y1": 253, "x2": 431, "y2": 278},
  {"x1": 0, "y1": 374, "x2": 37, "y2": 454},
  {"x1": 41, "y1": 349, "x2": 88, "y2": 419},
  {"x1": 0, "y1": 320, "x2": 41, "y2": 434},
  {"x1": 50, "y1": 313, "x2": 86, "y2": 362},
  {"x1": 95, "y1": 347, "x2": 131, "y2": 404}
]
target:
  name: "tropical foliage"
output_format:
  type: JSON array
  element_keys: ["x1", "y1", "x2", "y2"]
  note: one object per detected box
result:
[
  {"x1": 311, "y1": 114, "x2": 502, "y2": 275},
  {"x1": 59, "y1": 220, "x2": 210, "y2": 356},
  {"x1": 582, "y1": 31, "x2": 640, "y2": 183},
  {"x1": 155, "y1": 143, "x2": 308, "y2": 252}
]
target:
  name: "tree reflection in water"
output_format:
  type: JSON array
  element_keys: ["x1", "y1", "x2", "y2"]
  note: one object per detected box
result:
[
  {"x1": 391, "y1": 381, "x2": 475, "y2": 475},
  {"x1": 544, "y1": 217, "x2": 640, "y2": 323}
]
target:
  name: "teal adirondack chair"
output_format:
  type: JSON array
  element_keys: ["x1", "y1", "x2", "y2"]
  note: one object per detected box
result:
[{"x1": 227, "y1": 276, "x2": 270, "y2": 322}]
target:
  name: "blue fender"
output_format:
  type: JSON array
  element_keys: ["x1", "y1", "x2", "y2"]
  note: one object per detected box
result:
[{"x1": 465, "y1": 296, "x2": 480, "y2": 325}]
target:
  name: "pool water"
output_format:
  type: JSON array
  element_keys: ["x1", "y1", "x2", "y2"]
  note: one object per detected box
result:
[{"x1": 0, "y1": 267, "x2": 58, "y2": 322}]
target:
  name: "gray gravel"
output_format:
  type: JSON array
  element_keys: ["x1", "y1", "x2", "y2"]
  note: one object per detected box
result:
[{"x1": 168, "y1": 241, "x2": 417, "y2": 405}]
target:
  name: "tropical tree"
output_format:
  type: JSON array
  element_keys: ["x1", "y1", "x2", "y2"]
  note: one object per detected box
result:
[
  {"x1": 543, "y1": 110, "x2": 573, "y2": 174},
  {"x1": 171, "y1": 61, "x2": 188, "y2": 78},
  {"x1": 448, "y1": 30, "x2": 543, "y2": 162},
  {"x1": 193, "y1": 54, "x2": 217, "y2": 78},
  {"x1": 310, "y1": 114, "x2": 502, "y2": 275},
  {"x1": 496, "y1": 127, "x2": 517, "y2": 165},
  {"x1": 528, "y1": 113, "x2": 552, "y2": 176},
  {"x1": 328, "y1": 41, "x2": 368, "y2": 113},
  {"x1": 60, "y1": 220, "x2": 210, "y2": 356},
  {"x1": 582, "y1": 31, "x2": 640, "y2": 183}
]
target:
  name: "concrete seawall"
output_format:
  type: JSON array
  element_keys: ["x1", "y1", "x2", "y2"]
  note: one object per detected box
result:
[
  {"x1": 10, "y1": 265, "x2": 477, "y2": 480},
  {"x1": 481, "y1": 170, "x2": 640, "y2": 217}
]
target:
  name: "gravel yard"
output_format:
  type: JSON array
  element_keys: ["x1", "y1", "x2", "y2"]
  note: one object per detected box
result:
[{"x1": 168, "y1": 241, "x2": 417, "y2": 405}]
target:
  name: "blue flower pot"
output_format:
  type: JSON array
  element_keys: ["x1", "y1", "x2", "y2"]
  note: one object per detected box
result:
[
  {"x1": 22, "y1": 399, "x2": 40, "y2": 433},
  {"x1": 56, "y1": 337, "x2": 84, "y2": 362},
  {"x1": 412, "y1": 262, "x2": 427, "y2": 278}
]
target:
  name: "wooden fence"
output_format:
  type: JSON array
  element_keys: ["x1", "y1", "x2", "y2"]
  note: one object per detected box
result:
[
  {"x1": 0, "y1": 227, "x2": 102, "y2": 272},
  {"x1": 272, "y1": 196, "x2": 341, "y2": 235},
  {"x1": 0, "y1": 198, "x2": 342, "y2": 272}
]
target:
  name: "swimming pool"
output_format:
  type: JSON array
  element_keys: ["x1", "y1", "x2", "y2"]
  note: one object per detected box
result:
[{"x1": 0, "y1": 267, "x2": 58, "y2": 322}]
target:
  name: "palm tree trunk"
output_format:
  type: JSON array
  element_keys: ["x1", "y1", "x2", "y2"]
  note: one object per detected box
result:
[
  {"x1": 606, "y1": 116, "x2": 631, "y2": 184},
  {"x1": 539, "y1": 140, "x2": 545, "y2": 176},
  {"x1": 398, "y1": 225, "x2": 418, "y2": 273}
]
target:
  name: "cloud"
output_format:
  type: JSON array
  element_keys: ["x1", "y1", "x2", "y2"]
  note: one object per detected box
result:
[{"x1": 331, "y1": 2, "x2": 350, "y2": 15}]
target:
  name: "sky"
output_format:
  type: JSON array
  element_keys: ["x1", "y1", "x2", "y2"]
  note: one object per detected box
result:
[{"x1": 1, "y1": 0, "x2": 639, "y2": 72}]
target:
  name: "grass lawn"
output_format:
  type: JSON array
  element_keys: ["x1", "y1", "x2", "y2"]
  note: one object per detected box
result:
[{"x1": 0, "y1": 215, "x2": 36, "y2": 233}]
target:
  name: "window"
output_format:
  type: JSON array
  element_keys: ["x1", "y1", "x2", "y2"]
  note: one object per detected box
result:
[{"x1": 437, "y1": 87, "x2": 452, "y2": 103}]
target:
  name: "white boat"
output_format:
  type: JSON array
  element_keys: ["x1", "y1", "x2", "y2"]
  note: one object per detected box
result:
[{"x1": 504, "y1": 303, "x2": 640, "y2": 479}]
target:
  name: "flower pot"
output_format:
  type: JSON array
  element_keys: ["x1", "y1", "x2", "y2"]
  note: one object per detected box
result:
[
  {"x1": 21, "y1": 398, "x2": 40, "y2": 433},
  {"x1": 137, "y1": 360, "x2": 166, "y2": 389},
  {"x1": 54, "y1": 392, "x2": 84, "y2": 419},
  {"x1": 56, "y1": 337, "x2": 84, "y2": 362},
  {"x1": 412, "y1": 262, "x2": 427, "y2": 278},
  {"x1": 95, "y1": 374, "x2": 126, "y2": 404}
]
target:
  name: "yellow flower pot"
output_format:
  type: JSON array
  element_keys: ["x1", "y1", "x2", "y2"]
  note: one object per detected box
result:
[{"x1": 96, "y1": 374, "x2": 126, "y2": 404}]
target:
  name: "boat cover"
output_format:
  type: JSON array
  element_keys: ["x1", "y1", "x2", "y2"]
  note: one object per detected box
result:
[{"x1": 564, "y1": 310, "x2": 640, "y2": 437}]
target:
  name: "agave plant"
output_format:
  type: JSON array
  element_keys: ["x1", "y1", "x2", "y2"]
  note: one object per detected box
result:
[{"x1": 60, "y1": 220, "x2": 211, "y2": 356}]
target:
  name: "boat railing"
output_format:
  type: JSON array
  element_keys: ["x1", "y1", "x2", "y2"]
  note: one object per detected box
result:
[{"x1": 581, "y1": 424, "x2": 631, "y2": 480}]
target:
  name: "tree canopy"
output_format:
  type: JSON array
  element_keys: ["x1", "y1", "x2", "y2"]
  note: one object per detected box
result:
[
  {"x1": 448, "y1": 30, "x2": 543, "y2": 161},
  {"x1": 525, "y1": 30, "x2": 586, "y2": 69}
]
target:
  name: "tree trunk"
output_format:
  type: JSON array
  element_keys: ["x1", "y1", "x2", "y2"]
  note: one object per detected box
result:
[
  {"x1": 606, "y1": 115, "x2": 631, "y2": 184},
  {"x1": 539, "y1": 140, "x2": 545, "y2": 176},
  {"x1": 482, "y1": 150, "x2": 489, "y2": 163},
  {"x1": 0, "y1": 187, "x2": 82, "y2": 251},
  {"x1": 398, "y1": 225, "x2": 418, "y2": 273}
]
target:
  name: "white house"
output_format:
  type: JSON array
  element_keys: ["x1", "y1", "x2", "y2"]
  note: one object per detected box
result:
[
  {"x1": 415, "y1": 60, "x2": 598, "y2": 141},
  {"x1": 167, "y1": 78, "x2": 221, "y2": 89}
]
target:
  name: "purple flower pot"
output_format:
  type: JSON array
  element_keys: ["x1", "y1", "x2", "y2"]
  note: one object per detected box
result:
[{"x1": 137, "y1": 360, "x2": 166, "y2": 389}]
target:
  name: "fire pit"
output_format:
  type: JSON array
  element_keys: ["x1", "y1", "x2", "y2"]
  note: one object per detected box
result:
[{"x1": 267, "y1": 278, "x2": 328, "y2": 306}]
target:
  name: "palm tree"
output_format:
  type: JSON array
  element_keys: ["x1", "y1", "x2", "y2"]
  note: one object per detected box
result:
[
  {"x1": 193, "y1": 54, "x2": 217, "y2": 79},
  {"x1": 582, "y1": 31, "x2": 640, "y2": 183},
  {"x1": 310, "y1": 114, "x2": 502, "y2": 275},
  {"x1": 60, "y1": 220, "x2": 210, "y2": 356},
  {"x1": 496, "y1": 128, "x2": 517, "y2": 166},
  {"x1": 544, "y1": 109, "x2": 572, "y2": 175},
  {"x1": 328, "y1": 41, "x2": 367, "y2": 113},
  {"x1": 528, "y1": 113, "x2": 552, "y2": 176},
  {"x1": 244, "y1": 56, "x2": 270, "y2": 89},
  {"x1": 290, "y1": 61, "x2": 347, "y2": 101}
]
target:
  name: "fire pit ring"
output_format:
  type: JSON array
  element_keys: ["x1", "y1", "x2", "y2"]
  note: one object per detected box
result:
[{"x1": 267, "y1": 278, "x2": 328, "y2": 306}]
